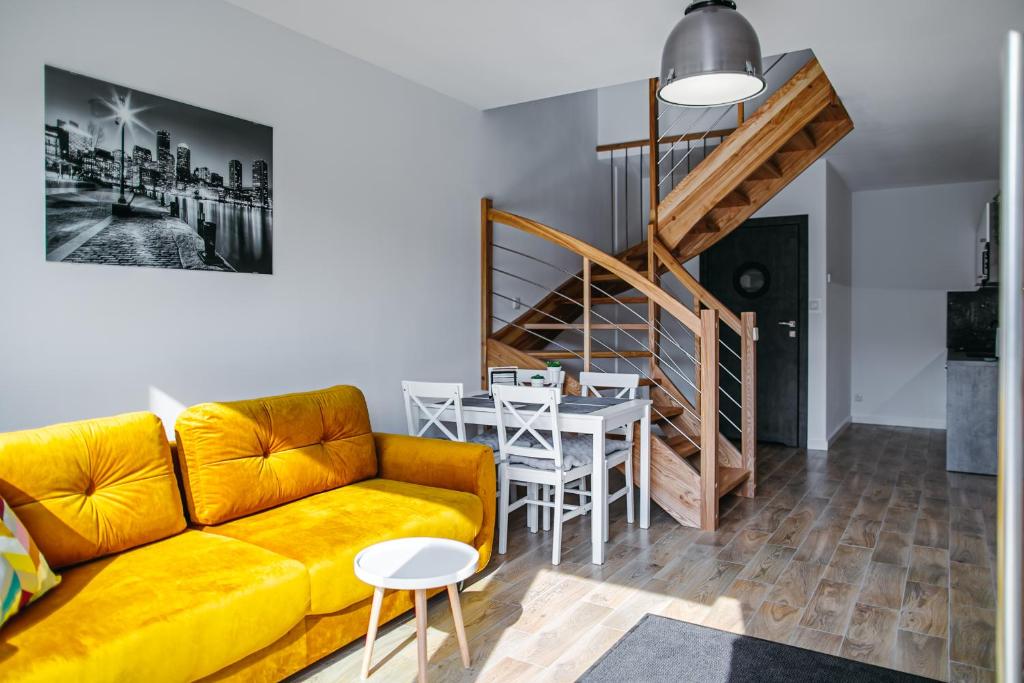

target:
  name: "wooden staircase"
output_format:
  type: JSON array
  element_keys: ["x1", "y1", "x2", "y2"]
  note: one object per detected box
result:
[{"x1": 481, "y1": 53, "x2": 853, "y2": 530}]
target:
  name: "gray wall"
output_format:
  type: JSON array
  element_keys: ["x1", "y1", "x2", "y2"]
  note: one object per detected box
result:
[
  {"x1": 0, "y1": 0, "x2": 609, "y2": 434},
  {"x1": 851, "y1": 179, "x2": 997, "y2": 428}
]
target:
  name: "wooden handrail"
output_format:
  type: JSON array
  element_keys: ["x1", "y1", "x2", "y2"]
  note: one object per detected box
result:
[
  {"x1": 596, "y1": 128, "x2": 737, "y2": 153},
  {"x1": 487, "y1": 207, "x2": 702, "y2": 335},
  {"x1": 651, "y1": 238, "x2": 742, "y2": 333}
]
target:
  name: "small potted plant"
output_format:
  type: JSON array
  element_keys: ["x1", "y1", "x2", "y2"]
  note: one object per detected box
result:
[
  {"x1": 545, "y1": 360, "x2": 562, "y2": 385},
  {"x1": 530, "y1": 373, "x2": 546, "y2": 387}
]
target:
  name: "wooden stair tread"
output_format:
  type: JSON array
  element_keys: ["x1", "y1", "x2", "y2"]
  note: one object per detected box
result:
[
  {"x1": 523, "y1": 323, "x2": 648, "y2": 330},
  {"x1": 525, "y1": 350, "x2": 652, "y2": 360},
  {"x1": 665, "y1": 434, "x2": 700, "y2": 454},
  {"x1": 716, "y1": 466, "x2": 751, "y2": 498},
  {"x1": 591, "y1": 296, "x2": 648, "y2": 305},
  {"x1": 652, "y1": 406, "x2": 686, "y2": 420}
]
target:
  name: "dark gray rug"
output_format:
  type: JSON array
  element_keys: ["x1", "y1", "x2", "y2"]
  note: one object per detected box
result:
[{"x1": 578, "y1": 614, "x2": 937, "y2": 682}]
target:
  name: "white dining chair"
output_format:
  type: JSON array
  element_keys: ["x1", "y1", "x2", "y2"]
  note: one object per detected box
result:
[
  {"x1": 493, "y1": 385, "x2": 591, "y2": 566},
  {"x1": 579, "y1": 371, "x2": 640, "y2": 399},
  {"x1": 574, "y1": 372, "x2": 640, "y2": 536},
  {"x1": 402, "y1": 381, "x2": 466, "y2": 442}
]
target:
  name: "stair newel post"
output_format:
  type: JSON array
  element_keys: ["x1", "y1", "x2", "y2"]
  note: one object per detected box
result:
[
  {"x1": 740, "y1": 312, "x2": 757, "y2": 498},
  {"x1": 481, "y1": 197, "x2": 493, "y2": 390},
  {"x1": 583, "y1": 256, "x2": 592, "y2": 372},
  {"x1": 699, "y1": 308, "x2": 720, "y2": 530},
  {"x1": 647, "y1": 77, "x2": 661, "y2": 377}
]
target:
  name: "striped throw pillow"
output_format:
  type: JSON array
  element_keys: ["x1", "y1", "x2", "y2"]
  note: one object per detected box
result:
[{"x1": 1, "y1": 497, "x2": 60, "y2": 627}]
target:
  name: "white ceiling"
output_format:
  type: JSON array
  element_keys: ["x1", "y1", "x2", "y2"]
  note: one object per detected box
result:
[{"x1": 226, "y1": 0, "x2": 1023, "y2": 190}]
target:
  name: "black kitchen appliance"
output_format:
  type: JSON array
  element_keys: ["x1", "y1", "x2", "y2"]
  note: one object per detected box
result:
[{"x1": 947, "y1": 287, "x2": 999, "y2": 357}]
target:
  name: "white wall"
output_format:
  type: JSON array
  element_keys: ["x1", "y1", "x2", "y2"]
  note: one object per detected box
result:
[
  {"x1": 850, "y1": 180, "x2": 997, "y2": 429},
  {"x1": 0, "y1": 0, "x2": 608, "y2": 434},
  {"x1": 483, "y1": 91, "x2": 609, "y2": 334},
  {"x1": 826, "y1": 164, "x2": 853, "y2": 441}
]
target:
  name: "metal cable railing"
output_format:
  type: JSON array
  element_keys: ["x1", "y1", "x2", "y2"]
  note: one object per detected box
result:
[
  {"x1": 491, "y1": 273, "x2": 697, "y2": 393},
  {"x1": 492, "y1": 243, "x2": 700, "y2": 369},
  {"x1": 493, "y1": 230, "x2": 744, "y2": 431},
  {"x1": 491, "y1": 311, "x2": 701, "y2": 450}
]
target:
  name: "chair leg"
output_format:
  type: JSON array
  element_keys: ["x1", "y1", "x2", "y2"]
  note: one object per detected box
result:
[
  {"x1": 527, "y1": 483, "x2": 539, "y2": 533},
  {"x1": 552, "y1": 480, "x2": 565, "y2": 565},
  {"x1": 625, "y1": 452, "x2": 635, "y2": 525},
  {"x1": 498, "y1": 464, "x2": 510, "y2": 555},
  {"x1": 542, "y1": 485, "x2": 551, "y2": 531}
]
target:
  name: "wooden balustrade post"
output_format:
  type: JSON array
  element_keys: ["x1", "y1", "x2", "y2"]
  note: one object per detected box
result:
[
  {"x1": 481, "y1": 198, "x2": 493, "y2": 390},
  {"x1": 647, "y1": 77, "x2": 661, "y2": 376},
  {"x1": 740, "y1": 312, "x2": 757, "y2": 498},
  {"x1": 583, "y1": 257, "x2": 592, "y2": 372},
  {"x1": 699, "y1": 309, "x2": 720, "y2": 530}
]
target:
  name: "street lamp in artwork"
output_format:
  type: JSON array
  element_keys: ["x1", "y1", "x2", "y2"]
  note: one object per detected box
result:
[{"x1": 100, "y1": 89, "x2": 149, "y2": 214}]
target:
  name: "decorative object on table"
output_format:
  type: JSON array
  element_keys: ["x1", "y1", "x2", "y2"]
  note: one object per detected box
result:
[
  {"x1": 487, "y1": 367, "x2": 519, "y2": 398},
  {"x1": 1, "y1": 496, "x2": 61, "y2": 628},
  {"x1": 545, "y1": 360, "x2": 562, "y2": 385},
  {"x1": 355, "y1": 537, "x2": 478, "y2": 683},
  {"x1": 44, "y1": 65, "x2": 273, "y2": 274},
  {"x1": 529, "y1": 374, "x2": 546, "y2": 387},
  {"x1": 580, "y1": 614, "x2": 934, "y2": 682}
]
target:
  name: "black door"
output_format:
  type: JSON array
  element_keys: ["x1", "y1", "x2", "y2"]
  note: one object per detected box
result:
[{"x1": 700, "y1": 216, "x2": 807, "y2": 447}]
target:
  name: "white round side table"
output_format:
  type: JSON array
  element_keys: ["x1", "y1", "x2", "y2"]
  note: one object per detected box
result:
[{"x1": 354, "y1": 537, "x2": 479, "y2": 682}]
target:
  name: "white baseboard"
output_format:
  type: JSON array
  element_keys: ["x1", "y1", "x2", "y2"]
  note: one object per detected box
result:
[
  {"x1": 806, "y1": 417, "x2": 852, "y2": 452},
  {"x1": 851, "y1": 414, "x2": 946, "y2": 429}
]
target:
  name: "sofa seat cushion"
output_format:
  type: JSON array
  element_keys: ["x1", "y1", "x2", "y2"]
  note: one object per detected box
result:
[
  {"x1": 0, "y1": 530, "x2": 309, "y2": 683},
  {"x1": 201, "y1": 478, "x2": 483, "y2": 615}
]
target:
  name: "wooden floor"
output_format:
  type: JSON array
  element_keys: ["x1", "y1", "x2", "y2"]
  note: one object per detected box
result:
[{"x1": 295, "y1": 425, "x2": 997, "y2": 683}]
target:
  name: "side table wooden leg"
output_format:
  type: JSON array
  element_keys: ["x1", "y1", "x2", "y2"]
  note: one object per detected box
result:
[
  {"x1": 414, "y1": 589, "x2": 428, "y2": 683},
  {"x1": 361, "y1": 586, "x2": 385, "y2": 679},
  {"x1": 447, "y1": 584, "x2": 471, "y2": 668}
]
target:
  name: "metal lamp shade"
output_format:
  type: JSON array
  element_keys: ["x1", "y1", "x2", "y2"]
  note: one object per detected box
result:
[{"x1": 658, "y1": 1, "x2": 765, "y2": 107}]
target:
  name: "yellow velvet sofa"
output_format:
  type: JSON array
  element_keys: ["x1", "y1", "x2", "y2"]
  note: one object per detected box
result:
[{"x1": 0, "y1": 386, "x2": 495, "y2": 682}]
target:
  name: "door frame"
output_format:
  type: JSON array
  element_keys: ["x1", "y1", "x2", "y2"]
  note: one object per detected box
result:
[{"x1": 699, "y1": 214, "x2": 809, "y2": 448}]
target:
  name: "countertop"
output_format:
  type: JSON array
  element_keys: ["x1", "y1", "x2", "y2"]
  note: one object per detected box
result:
[{"x1": 948, "y1": 351, "x2": 999, "y2": 363}]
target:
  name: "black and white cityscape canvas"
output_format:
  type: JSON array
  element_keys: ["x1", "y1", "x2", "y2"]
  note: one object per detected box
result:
[{"x1": 44, "y1": 66, "x2": 273, "y2": 274}]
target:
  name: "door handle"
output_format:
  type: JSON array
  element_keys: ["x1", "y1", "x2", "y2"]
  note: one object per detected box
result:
[{"x1": 777, "y1": 320, "x2": 797, "y2": 328}]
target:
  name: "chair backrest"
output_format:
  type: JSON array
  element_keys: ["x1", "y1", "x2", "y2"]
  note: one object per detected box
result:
[
  {"x1": 487, "y1": 366, "x2": 519, "y2": 395},
  {"x1": 402, "y1": 381, "x2": 466, "y2": 442},
  {"x1": 579, "y1": 371, "x2": 640, "y2": 399},
  {"x1": 492, "y1": 385, "x2": 563, "y2": 469}
]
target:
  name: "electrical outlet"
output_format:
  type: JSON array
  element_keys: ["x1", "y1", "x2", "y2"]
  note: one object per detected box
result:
[{"x1": 854, "y1": 394, "x2": 863, "y2": 403}]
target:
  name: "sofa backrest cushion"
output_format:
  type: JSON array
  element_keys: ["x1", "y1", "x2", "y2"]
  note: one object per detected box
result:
[
  {"x1": 0, "y1": 412, "x2": 186, "y2": 569},
  {"x1": 174, "y1": 385, "x2": 377, "y2": 525}
]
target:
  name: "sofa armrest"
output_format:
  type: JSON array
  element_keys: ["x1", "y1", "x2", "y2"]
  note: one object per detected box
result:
[{"x1": 373, "y1": 433, "x2": 496, "y2": 570}]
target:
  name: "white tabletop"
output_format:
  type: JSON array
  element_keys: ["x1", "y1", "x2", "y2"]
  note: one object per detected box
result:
[{"x1": 354, "y1": 538, "x2": 480, "y2": 590}]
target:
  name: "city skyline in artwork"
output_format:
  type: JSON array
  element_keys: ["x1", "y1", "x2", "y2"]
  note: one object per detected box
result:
[{"x1": 44, "y1": 65, "x2": 273, "y2": 274}]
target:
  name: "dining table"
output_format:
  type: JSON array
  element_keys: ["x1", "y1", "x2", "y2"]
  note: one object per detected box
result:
[{"x1": 435, "y1": 392, "x2": 652, "y2": 565}]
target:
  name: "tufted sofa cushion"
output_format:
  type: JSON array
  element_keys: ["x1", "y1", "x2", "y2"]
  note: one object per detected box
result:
[
  {"x1": 174, "y1": 385, "x2": 377, "y2": 526},
  {"x1": 0, "y1": 412, "x2": 186, "y2": 569}
]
